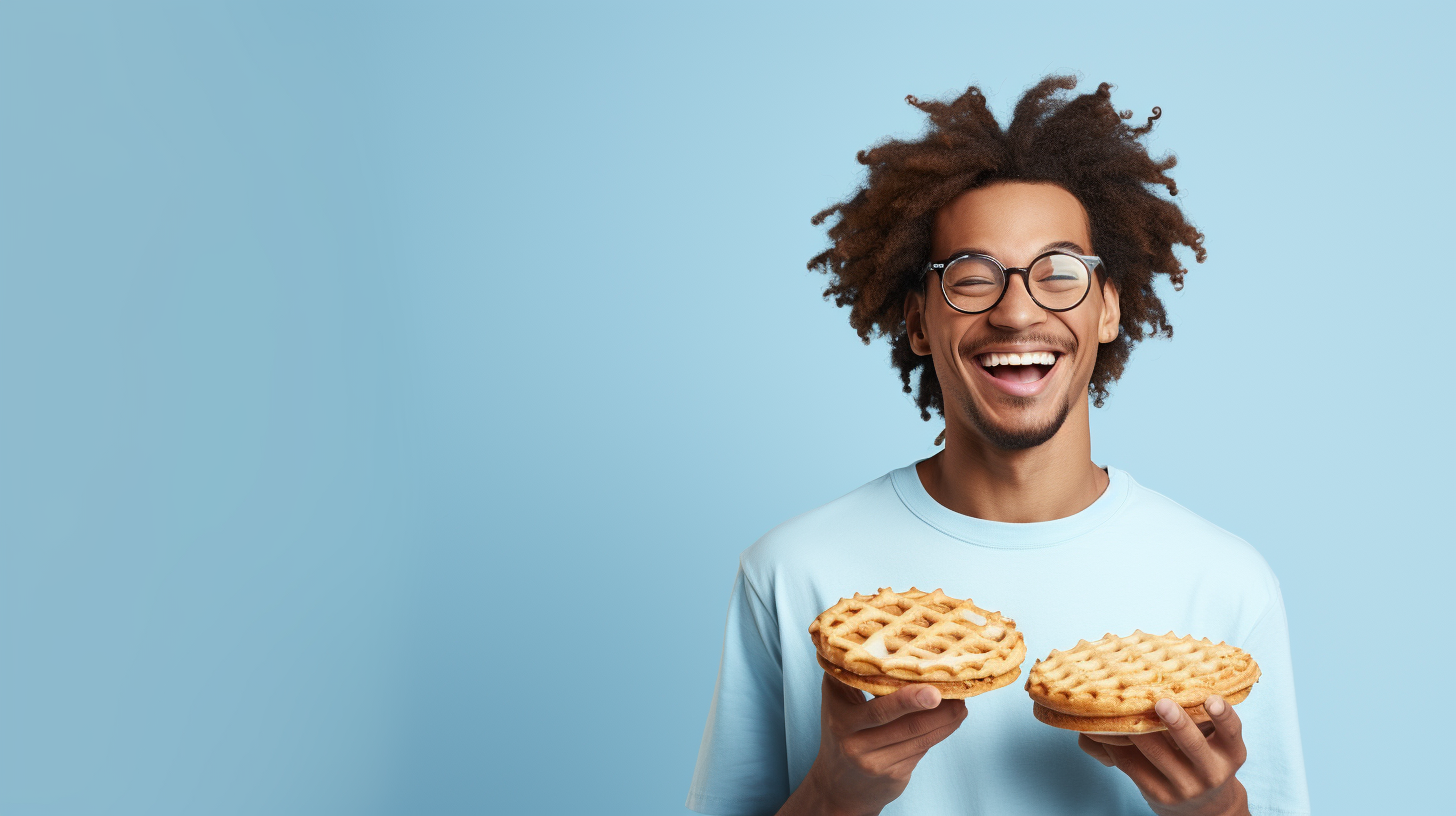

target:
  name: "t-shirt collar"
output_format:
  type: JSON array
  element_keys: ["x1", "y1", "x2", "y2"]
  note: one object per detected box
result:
[{"x1": 890, "y1": 459, "x2": 1131, "y2": 549}]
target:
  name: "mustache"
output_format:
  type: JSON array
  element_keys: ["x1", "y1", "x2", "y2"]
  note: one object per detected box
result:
[{"x1": 960, "y1": 332, "x2": 1078, "y2": 358}]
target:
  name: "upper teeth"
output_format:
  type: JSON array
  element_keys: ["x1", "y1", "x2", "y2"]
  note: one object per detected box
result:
[{"x1": 980, "y1": 351, "x2": 1057, "y2": 367}]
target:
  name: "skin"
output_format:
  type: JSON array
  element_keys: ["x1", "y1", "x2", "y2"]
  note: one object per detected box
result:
[
  {"x1": 780, "y1": 182, "x2": 1249, "y2": 816},
  {"x1": 1080, "y1": 695, "x2": 1250, "y2": 816},
  {"x1": 778, "y1": 677, "x2": 966, "y2": 816},
  {"x1": 907, "y1": 181, "x2": 1118, "y2": 524}
]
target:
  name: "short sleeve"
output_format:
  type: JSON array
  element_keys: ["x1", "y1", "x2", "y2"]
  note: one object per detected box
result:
[
  {"x1": 1234, "y1": 582, "x2": 1312, "y2": 816},
  {"x1": 686, "y1": 567, "x2": 790, "y2": 816}
]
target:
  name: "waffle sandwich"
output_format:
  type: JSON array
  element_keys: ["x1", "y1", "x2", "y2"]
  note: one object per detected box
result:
[
  {"x1": 1025, "y1": 630, "x2": 1260, "y2": 733},
  {"x1": 809, "y1": 587, "x2": 1026, "y2": 699}
]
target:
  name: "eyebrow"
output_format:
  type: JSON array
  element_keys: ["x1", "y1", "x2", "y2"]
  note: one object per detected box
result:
[{"x1": 946, "y1": 240, "x2": 1090, "y2": 259}]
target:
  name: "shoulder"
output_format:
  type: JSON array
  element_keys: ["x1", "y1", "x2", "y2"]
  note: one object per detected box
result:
[
  {"x1": 738, "y1": 468, "x2": 906, "y2": 590},
  {"x1": 1113, "y1": 469, "x2": 1282, "y2": 599}
]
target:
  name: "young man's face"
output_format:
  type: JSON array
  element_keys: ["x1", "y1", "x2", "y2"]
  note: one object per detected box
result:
[{"x1": 906, "y1": 181, "x2": 1121, "y2": 450}]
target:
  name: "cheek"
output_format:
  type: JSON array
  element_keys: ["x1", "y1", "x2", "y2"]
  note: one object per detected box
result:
[
  {"x1": 928, "y1": 335, "x2": 972, "y2": 391},
  {"x1": 1065, "y1": 321, "x2": 1102, "y2": 373},
  {"x1": 923, "y1": 310, "x2": 967, "y2": 359}
]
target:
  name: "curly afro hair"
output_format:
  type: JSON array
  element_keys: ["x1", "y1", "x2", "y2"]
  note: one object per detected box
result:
[{"x1": 809, "y1": 75, "x2": 1205, "y2": 423}]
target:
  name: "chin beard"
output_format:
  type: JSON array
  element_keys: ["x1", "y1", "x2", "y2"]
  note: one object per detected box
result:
[{"x1": 956, "y1": 389, "x2": 1076, "y2": 451}]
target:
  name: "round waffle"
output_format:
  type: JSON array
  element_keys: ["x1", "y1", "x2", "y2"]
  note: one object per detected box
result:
[
  {"x1": 1025, "y1": 630, "x2": 1260, "y2": 733},
  {"x1": 809, "y1": 587, "x2": 1026, "y2": 699}
]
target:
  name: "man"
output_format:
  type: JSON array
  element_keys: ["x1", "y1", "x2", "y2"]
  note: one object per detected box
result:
[{"x1": 685, "y1": 77, "x2": 1309, "y2": 816}]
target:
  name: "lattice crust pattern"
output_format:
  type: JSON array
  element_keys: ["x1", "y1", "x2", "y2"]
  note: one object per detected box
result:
[
  {"x1": 1025, "y1": 630, "x2": 1261, "y2": 717},
  {"x1": 809, "y1": 587, "x2": 1026, "y2": 682}
]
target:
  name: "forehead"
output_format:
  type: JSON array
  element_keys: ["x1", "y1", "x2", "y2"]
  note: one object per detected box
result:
[{"x1": 932, "y1": 182, "x2": 1092, "y2": 259}]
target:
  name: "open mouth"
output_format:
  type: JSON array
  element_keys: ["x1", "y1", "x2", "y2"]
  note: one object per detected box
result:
[{"x1": 977, "y1": 351, "x2": 1059, "y2": 384}]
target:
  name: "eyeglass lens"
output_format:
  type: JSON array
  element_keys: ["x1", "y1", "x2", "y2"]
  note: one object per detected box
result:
[{"x1": 941, "y1": 254, "x2": 1090, "y2": 312}]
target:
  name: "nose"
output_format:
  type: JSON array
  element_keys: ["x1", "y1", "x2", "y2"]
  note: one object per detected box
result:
[{"x1": 987, "y1": 270, "x2": 1047, "y2": 331}]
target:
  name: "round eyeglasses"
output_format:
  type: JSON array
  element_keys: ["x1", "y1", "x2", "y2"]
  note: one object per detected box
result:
[{"x1": 921, "y1": 250, "x2": 1103, "y2": 315}]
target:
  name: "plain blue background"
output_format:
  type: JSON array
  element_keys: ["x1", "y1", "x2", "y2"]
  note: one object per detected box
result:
[{"x1": 1, "y1": 2, "x2": 1449, "y2": 813}]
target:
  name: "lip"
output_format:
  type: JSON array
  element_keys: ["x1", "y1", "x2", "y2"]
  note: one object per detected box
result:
[
  {"x1": 972, "y1": 350, "x2": 1065, "y2": 398},
  {"x1": 970, "y1": 344, "x2": 1069, "y2": 356}
]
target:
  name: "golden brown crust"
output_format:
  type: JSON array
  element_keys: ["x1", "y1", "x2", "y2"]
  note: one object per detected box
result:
[
  {"x1": 1025, "y1": 630, "x2": 1260, "y2": 717},
  {"x1": 809, "y1": 587, "x2": 1026, "y2": 683},
  {"x1": 817, "y1": 653, "x2": 1021, "y2": 699},
  {"x1": 1031, "y1": 686, "x2": 1252, "y2": 733}
]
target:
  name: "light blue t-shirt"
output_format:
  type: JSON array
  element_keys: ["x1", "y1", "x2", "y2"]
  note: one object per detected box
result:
[{"x1": 687, "y1": 463, "x2": 1309, "y2": 816}]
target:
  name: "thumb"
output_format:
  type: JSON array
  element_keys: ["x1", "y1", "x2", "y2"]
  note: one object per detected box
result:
[{"x1": 852, "y1": 684, "x2": 942, "y2": 731}]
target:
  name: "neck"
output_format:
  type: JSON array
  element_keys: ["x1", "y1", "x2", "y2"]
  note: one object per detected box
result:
[{"x1": 916, "y1": 399, "x2": 1108, "y2": 523}]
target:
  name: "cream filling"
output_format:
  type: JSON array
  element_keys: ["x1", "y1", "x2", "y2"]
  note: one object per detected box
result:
[
  {"x1": 855, "y1": 609, "x2": 1007, "y2": 670},
  {"x1": 958, "y1": 609, "x2": 987, "y2": 625},
  {"x1": 861, "y1": 627, "x2": 891, "y2": 659}
]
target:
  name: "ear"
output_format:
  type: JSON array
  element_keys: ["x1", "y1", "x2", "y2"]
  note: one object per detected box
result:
[
  {"x1": 905, "y1": 288, "x2": 932, "y2": 356},
  {"x1": 1096, "y1": 276, "x2": 1121, "y2": 344}
]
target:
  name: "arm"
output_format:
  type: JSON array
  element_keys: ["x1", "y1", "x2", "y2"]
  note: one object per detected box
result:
[
  {"x1": 689, "y1": 569, "x2": 970, "y2": 816},
  {"x1": 1080, "y1": 695, "x2": 1250, "y2": 816},
  {"x1": 777, "y1": 674, "x2": 967, "y2": 816},
  {"x1": 1075, "y1": 552, "x2": 1308, "y2": 816}
]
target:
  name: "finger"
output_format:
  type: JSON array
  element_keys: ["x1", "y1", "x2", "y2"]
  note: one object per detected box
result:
[
  {"x1": 847, "y1": 684, "x2": 945, "y2": 732},
  {"x1": 863, "y1": 707, "x2": 968, "y2": 766},
  {"x1": 873, "y1": 699, "x2": 966, "y2": 748},
  {"x1": 1128, "y1": 731, "x2": 1199, "y2": 797},
  {"x1": 882, "y1": 751, "x2": 926, "y2": 783},
  {"x1": 1102, "y1": 742, "x2": 1177, "y2": 804},
  {"x1": 1154, "y1": 698, "x2": 1219, "y2": 778},
  {"x1": 1078, "y1": 734, "x2": 1115, "y2": 767},
  {"x1": 1204, "y1": 695, "x2": 1247, "y2": 764},
  {"x1": 846, "y1": 700, "x2": 964, "y2": 756}
]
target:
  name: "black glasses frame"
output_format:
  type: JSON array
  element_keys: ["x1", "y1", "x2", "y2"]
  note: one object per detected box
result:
[{"x1": 920, "y1": 250, "x2": 1104, "y2": 315}]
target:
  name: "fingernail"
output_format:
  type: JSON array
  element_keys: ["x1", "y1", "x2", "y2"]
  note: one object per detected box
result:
[
  {"x1": 1155, "y1": 699, "x2": 1179, "y2": 721},
  {"x1": 1207, "y1": 695, "x2": 1226, "y2": 716},
  {"x1": 918, "y1": 688, "x2": 940, "y2": 708}
]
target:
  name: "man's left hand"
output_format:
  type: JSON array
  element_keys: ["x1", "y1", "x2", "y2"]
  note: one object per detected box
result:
[{"x1": 1078, "y1": 695, "x2": 1250, "y2": 816}]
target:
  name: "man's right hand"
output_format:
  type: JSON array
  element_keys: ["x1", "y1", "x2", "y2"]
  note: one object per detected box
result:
[{"x1": 779, "y1": 673, "x2": 968, "y2": 816}]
